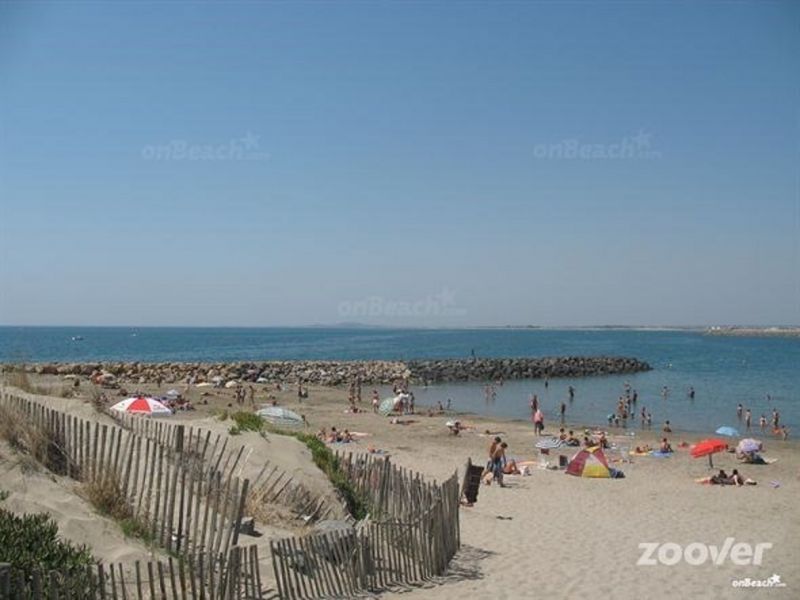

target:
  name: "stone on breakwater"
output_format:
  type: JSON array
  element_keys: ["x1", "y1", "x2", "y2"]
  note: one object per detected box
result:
[{"x1": 7, "y1": 357, "x2": 651, "y2": 386}]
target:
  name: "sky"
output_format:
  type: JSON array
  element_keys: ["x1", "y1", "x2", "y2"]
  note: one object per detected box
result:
[{"x1": 1, "y1": 1, "x2": 798, "y2": 328}]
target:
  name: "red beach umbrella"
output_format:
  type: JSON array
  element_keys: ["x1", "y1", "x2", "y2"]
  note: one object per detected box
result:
[
  {"x1": 110, "y1": 396, "x2": 172, "y2": 416},
  {"x1": 691, "y1": 438, "x2": 728, "y2": 467}
]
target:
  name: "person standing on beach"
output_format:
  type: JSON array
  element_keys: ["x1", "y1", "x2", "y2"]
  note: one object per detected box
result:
[
  {"x1": 759, "y1": 414, "x2": 767, "y2": 432},
  {"x1": 745, "y1": 409, "x2": 752, "y2": 431},
  {"x1": 533, "y1": 409, "x2": 545, "y2": 435}
]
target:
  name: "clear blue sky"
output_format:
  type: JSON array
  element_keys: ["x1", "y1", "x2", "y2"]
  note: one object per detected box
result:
[{"x1": 1, "y1": 1, "x2": 798, "y2": 327}]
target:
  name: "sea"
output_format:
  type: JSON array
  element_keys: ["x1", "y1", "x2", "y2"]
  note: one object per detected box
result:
[{"x1": 1, "y1": 326, "x2": 798, "y2": 435}]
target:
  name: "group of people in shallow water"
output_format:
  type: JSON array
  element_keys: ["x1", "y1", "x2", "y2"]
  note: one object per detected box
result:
[{"x1": 736, "y1": 403, "x2": 789, "y2": 439}]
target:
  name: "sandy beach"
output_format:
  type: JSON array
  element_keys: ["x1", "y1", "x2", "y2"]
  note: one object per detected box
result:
[{"x1": 3, "y1": 375, "x2": 796, "y2": 599}]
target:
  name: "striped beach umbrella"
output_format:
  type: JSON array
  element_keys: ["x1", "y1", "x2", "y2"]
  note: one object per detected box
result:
[
  {"x1": 256, "y1": 406, "x2": 304, "y2": 428},
  {"x1": 535, "y1": 437, "x2": 563, "y2": 450},
  {"x1": 110, "y1": 396, "x2": 172, "y2": 417}
]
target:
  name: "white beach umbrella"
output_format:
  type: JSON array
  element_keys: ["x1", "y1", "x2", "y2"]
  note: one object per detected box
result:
[{"x1": 256, "y1": 406, "x2": 304, "y2": 428}]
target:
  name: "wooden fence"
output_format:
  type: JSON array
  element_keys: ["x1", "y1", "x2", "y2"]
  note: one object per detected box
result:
[
  {"x1": 0, "y1": 545, "x2": 264, "y2": 600},
  {"x1": 0, "y1": 392, "x2": 260, "y2": 599},
  {"x1": 269, "y1": 453, "x2": 460, "y2": 599}
]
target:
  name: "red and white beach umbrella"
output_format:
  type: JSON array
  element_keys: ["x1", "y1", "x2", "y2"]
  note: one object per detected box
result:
[{"x1": 110, "y1": 396, "x2": 172, "y2": 416}]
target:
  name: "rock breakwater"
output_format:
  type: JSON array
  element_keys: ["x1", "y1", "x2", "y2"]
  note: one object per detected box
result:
[{"x1": 7, "y1": 356, "x2": 651, "y2": 386}]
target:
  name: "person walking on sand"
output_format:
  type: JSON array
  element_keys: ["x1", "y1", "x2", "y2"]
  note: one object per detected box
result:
[
  {"x1": 492, "y1": 442, "x2": 508, "y2": 487},
  {"x1": 745, "y1": 409, "x2": 752, "y2": 431},
  {"x1": 483, "y1": 436, "x2": 502, "y2": 479}
]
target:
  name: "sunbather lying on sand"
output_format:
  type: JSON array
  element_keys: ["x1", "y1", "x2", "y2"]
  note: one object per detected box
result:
[{"x1": 699, "y1": 468, "x2": 756, "y2": 486}]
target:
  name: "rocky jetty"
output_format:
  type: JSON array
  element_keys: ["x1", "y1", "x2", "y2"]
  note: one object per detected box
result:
[{"x1": 7, "y1": 356, "x2": 651, "y2": 386}]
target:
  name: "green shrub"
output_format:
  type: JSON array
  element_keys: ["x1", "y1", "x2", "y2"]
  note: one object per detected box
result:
[
  {"x1": 0, "y1": 508, "x2": 94, "y2": 577},
  {"x1": 231, "y1": 412, "x2": 264, "y2": 433},
  {"x1": 293, "y1": 433, "x2": 370, "y2": 520},
  {"x1": 120, "y1": 517, "x2": 154, "y2": 545}
]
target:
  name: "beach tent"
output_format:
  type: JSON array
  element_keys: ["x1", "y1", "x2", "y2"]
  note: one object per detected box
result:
[
  {"x1": 110, "y1": 396, "x2": 172, "y2": 417},
  {"x1": 566, "y1": 447, "x2": 611, "y2": 478}
]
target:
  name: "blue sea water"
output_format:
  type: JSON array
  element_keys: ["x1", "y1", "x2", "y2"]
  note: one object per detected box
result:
[{"x1": 1, "y1": 326, "x2": 798, "y2": 434}]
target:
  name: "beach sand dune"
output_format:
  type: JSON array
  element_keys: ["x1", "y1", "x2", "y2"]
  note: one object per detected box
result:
[{"x1": 3, "y1": 378, "x2": 797, "y2": 599}]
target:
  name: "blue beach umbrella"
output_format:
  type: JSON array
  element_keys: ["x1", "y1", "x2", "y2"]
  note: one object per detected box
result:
[{"x1": 715, "y1": 426, "x2": 740, "y2": 437}]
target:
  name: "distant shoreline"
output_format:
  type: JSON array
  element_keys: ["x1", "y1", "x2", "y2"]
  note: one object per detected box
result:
[{"x1": 705, "y1": 327, "x2": 800, "y2": 338}]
